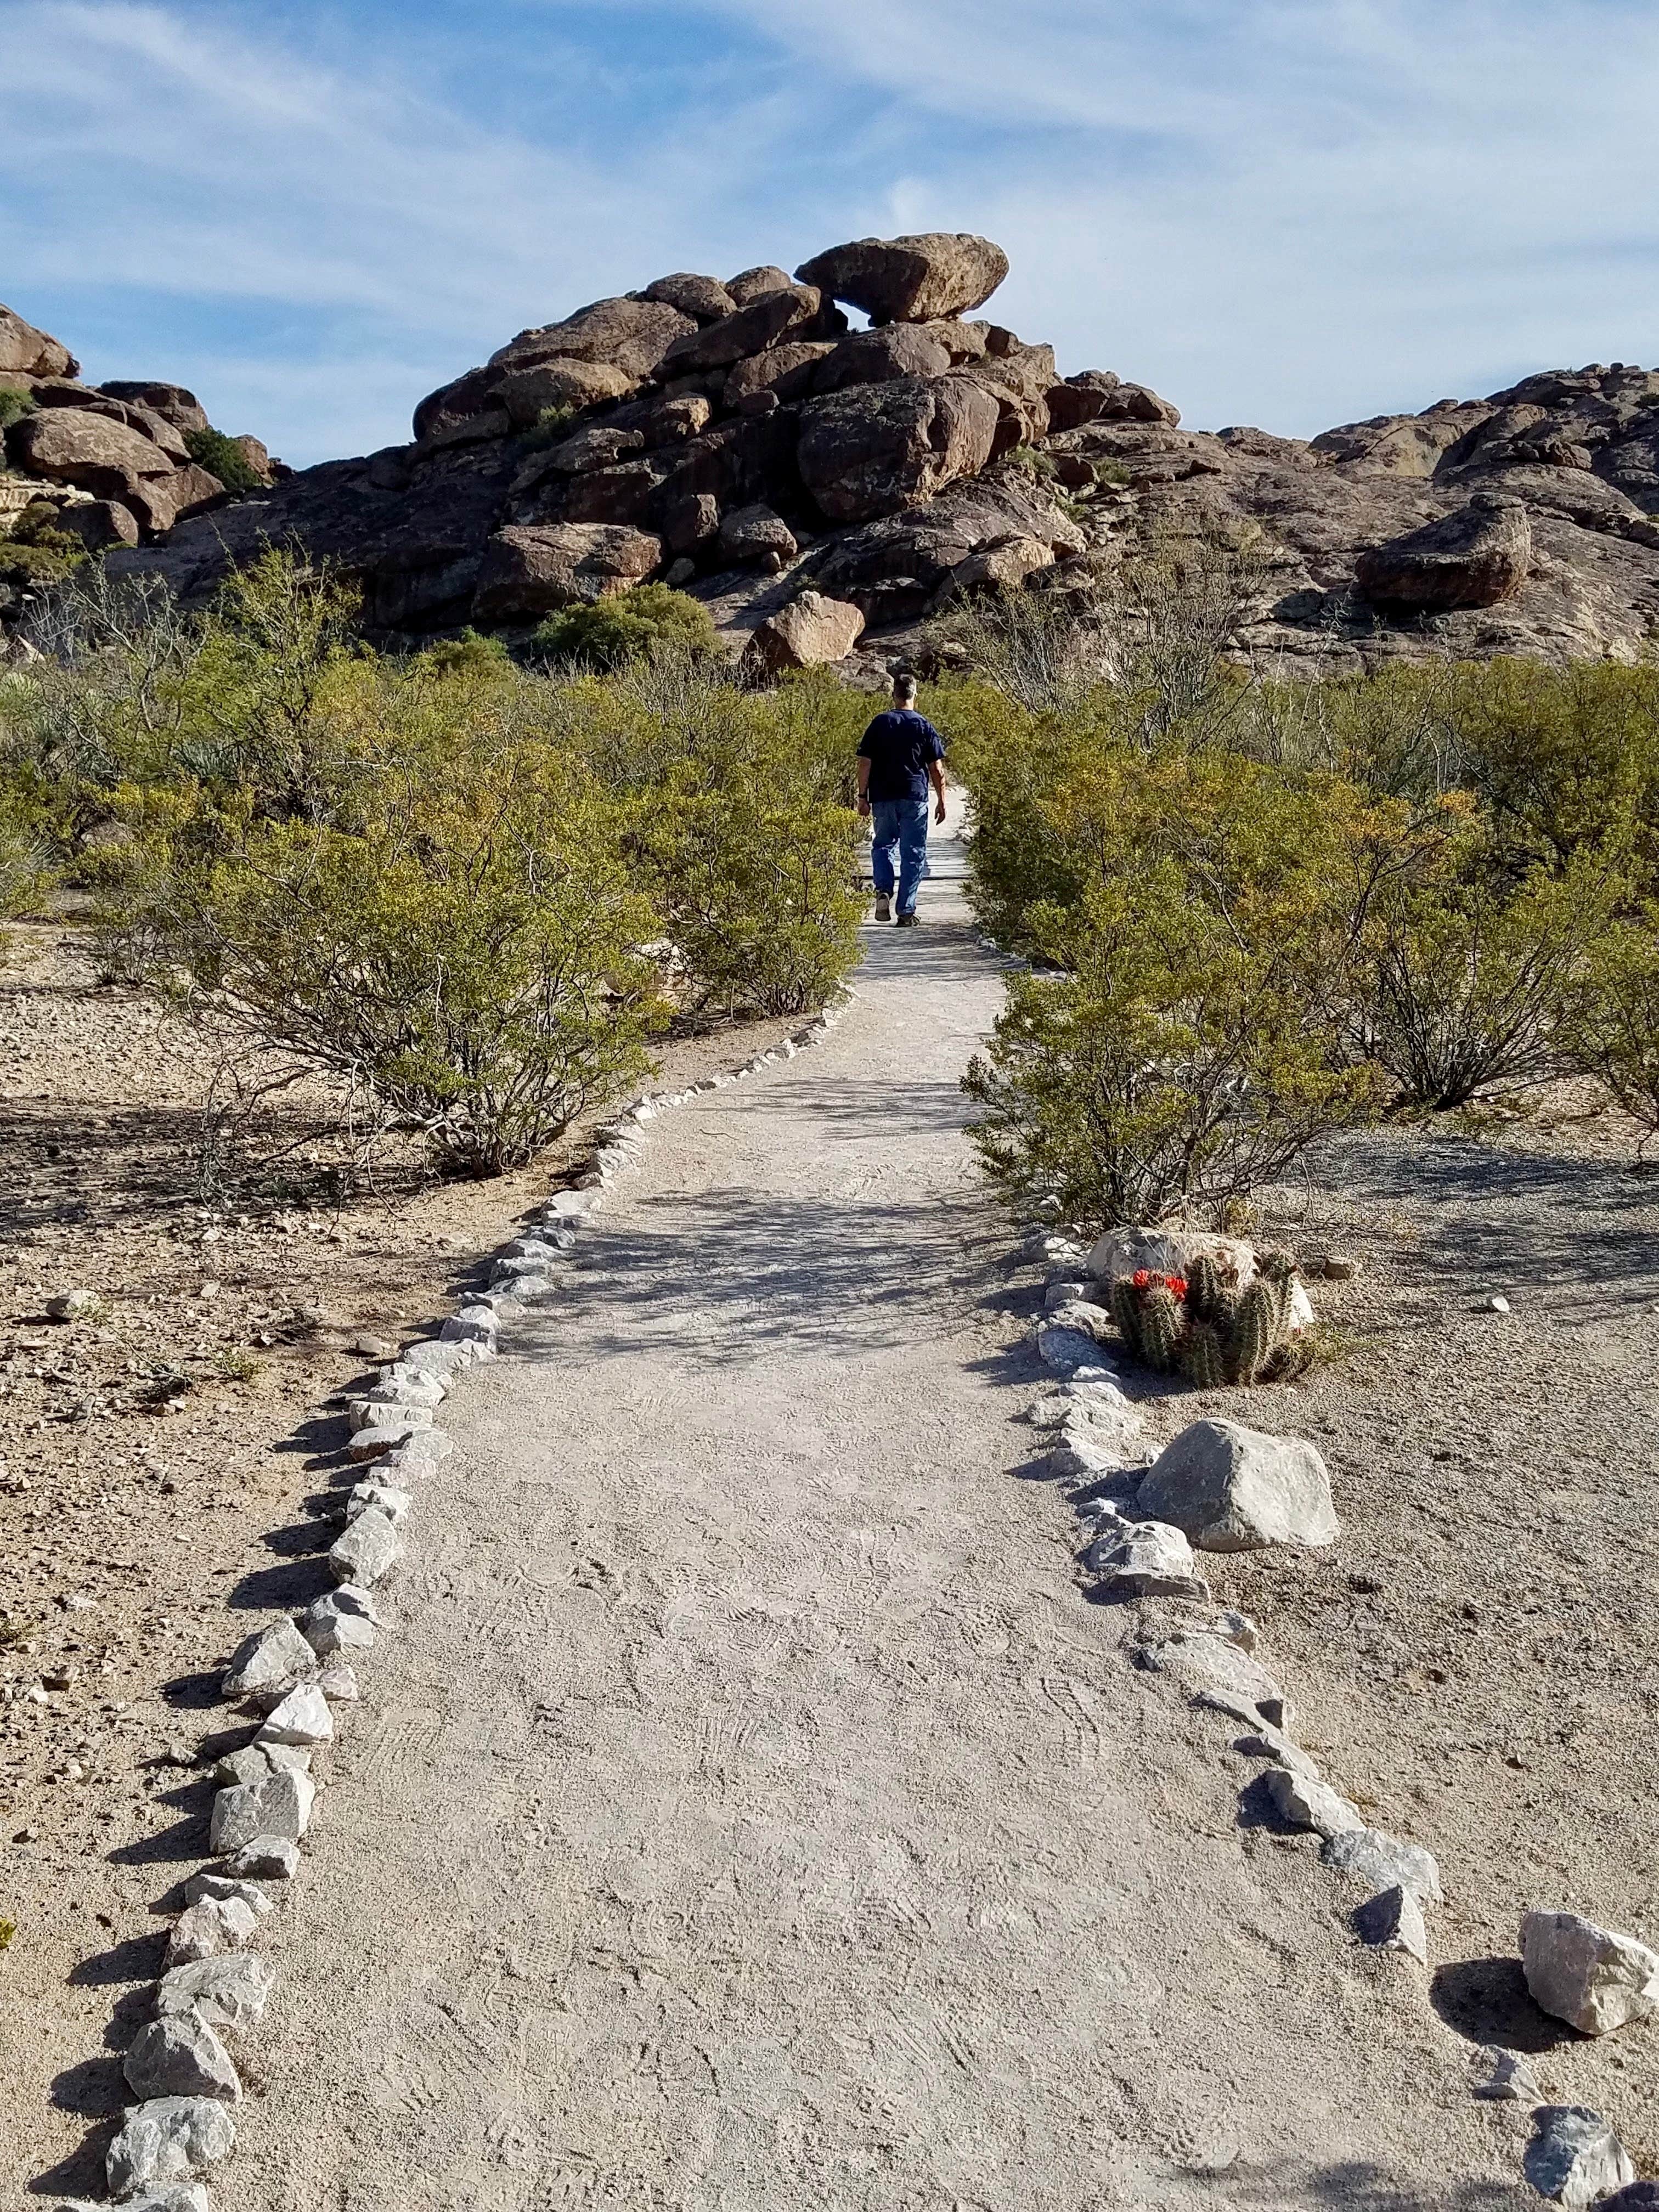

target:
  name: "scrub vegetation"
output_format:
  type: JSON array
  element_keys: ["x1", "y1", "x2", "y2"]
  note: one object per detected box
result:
[
  {"x1": 942, "y1": 545, "x2": 1659, "y2": 1228},
  {"x1": 0, "y1": 551, "x2": 867, "y2": 1175}
]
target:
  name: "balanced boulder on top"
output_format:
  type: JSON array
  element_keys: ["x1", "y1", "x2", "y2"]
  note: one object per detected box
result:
[{"x1": 795, "y1": 233, "x2": 1011, "y2": 324}]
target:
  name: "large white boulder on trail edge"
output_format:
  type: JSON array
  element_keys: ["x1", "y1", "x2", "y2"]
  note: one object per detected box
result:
[
  {"x1": 1522, "y1": 1910, "x2": 1659, "y2": 2035},
  {"x1": 1137, "y1": 1419, "x2": 1338, "y2": 1551}
]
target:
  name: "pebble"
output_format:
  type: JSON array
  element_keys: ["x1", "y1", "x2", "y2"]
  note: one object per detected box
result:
[
  {"x1": 318, "y1": 1657, "x2": 360, "y2": 1701},
  {"x1": 346, "y1": 1480, "x2": 413, "y2": 1528},
  {"x1": 1474, "y1": 2046, "x2": 1541, "y2": 2102},
  {"x1": 183, "y1": 1872, "x2": 272, "y2": 1916},
  {"x1": 1352, "y1": 1883, "x2": 1427, "y2": 1962},
  {"x1": 156, "y1": 1953, "x2": 276, "y2": 2029},
  {"x1": 1486, "y1": 1294, "x2": 1511, "y2": 1314},
  {"x1": 221, "y1": 1619, "x2": 318, "y2": 1707},
  {"x1": 1264, "y1": 1767, "x2": 1365, "y2": 1839},
  {"x1": 123, "y1": 2013, "x2": 241, "y2": 2102},
  {"x1": 257, "y1": 1683, "x2": 334, "y2": 1748},
  {"x1": 1317, "y1": 1253, "x2": 1360, "y2": 1280},
  {"x1": 106, "y1": 2095, "x2": 236, "y2": 2199},
  {"x1": 352, "y1": 1333, "x2": 395, "y2": 1360},
  {"x1": 1323, "y1": 1825, "x2": 1443, "y2": 1903},
  {"x1": 46, "y1": 1288, "x2": 99, "y2": 1321},
  {"x1": 1091, "y1": 1521, "x2": 1211, "y2": 1601},
  {"x1": 1524, "y1": 2107, "x2": 1635, "y2": 2209},
  {"x1": 301, "y1": 1589, "x2": 376, "y2": 1657}
]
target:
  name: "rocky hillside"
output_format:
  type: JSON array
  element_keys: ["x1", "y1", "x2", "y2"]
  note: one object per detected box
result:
[
  {"x1": 18, "y1": 236, "x2": 1659, "y2": 674},
  {"x1": 1, "y1": 301, "x2": 279, "y2": 624}
]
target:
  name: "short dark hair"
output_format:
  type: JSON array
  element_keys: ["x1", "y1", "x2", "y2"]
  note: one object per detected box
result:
[{"x1": 893, "y1": 672, "x2": 918, "y2": 702}]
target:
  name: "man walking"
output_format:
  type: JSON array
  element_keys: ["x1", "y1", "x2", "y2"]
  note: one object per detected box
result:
[{"x1": 855, "y1": 674, "x2": 947, "y2": 927}]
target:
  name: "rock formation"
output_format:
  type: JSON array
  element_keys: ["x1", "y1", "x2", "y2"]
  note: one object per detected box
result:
[
  {"x1": 0, "y1": 315, "x2": 279, "y2": 624},
  {"x1": 9, "y1": 230, "x2": 1659, "y2": 675}
]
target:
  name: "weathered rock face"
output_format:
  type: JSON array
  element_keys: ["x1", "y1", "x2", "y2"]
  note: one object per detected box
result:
[
  {"x1": 795, "y1": 233, "x2": 1010, "y2": 324},
  {"x1": 0, "y1": 302, "x2": 276, "y2": 600},
  {"x1": 69, "y1": 244, "x2": 1659, "y2": 679},
  {"x1": 798, "y1": 376, "x2": 1001, "y2": 523},
  {"x1": 0, "y1": 302, "x2": 77, "y2": 378},
  {"x1": 741, "y1": 590, "x2": 865, "y2": 677},
  {"x1": 1355, "y1": 492, "x2": 1533, "y2": 610},
  {"x1": 473, "y1": 522, "x2": 662, "y2": 618}
]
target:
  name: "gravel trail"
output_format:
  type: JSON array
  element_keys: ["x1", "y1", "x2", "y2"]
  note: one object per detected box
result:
[{"x1": 224, "y1": 812, "x2": 1532, "y2": 2212}]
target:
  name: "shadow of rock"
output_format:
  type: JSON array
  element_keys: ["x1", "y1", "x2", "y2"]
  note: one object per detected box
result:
[{"x1": 1431, "y1": 1956, "x2": 1575, "y2": 2052}]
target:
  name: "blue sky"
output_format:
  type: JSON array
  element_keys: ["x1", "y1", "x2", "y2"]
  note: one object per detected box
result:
[{"x1": 3, "y1": 1, "x2": 1657, "y2": 466}]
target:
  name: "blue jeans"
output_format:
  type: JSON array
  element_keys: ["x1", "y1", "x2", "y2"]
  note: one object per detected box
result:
[{"x1": 870, "y1": 797, "x2": 929, "y2": 916}]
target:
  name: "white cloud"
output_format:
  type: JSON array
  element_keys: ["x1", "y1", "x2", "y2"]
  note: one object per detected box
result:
[
  {"x1": 0, "y1": 0, "x2": 1655, "y2": 458},
  {"x1": 702, "y1": 0, "x2": 1659, "y2": 431}
]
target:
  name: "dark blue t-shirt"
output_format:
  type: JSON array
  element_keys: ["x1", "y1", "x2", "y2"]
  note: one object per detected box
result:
[{"x1": 857, "y1": 709, "x2": 945, "y2": 803}]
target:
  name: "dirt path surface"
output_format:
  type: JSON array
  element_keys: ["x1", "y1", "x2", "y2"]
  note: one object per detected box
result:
[{"x1": 215, "y1": 810, "x2": 1538, "y2": 2212}]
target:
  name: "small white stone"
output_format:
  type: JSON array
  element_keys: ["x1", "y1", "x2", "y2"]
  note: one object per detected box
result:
[
  {"x1": 256, "y1": 1683, "x2": 334, "y2": 1748},
  {"x1": 107, "y1": 2094, "x2": 236, "y2": 2198},
  {"x1": 219, "y1": 1835, "x2": 298, "y2": 1881},
  {"x1": 1474, "y1": 2046, "x2": 1541, "y2": 2102},
  {"x1": 221, "y1": 1619, "x2": 318, "y2": 1707},
  {"x1": 1263, "y1": 1766, "x2": 1364, "y2": 1839},
  {"x1": 329, "y1": 1505, "x2": 400, "y2": 1587},
  {"x1": 209, "y1": 1764, "x2": 313, "y2": 1852},
  {"x1": 317, "y1": 1657, "x2": 360, "y2": 1701},
  {"x1": 123, "y1": 2015, "x2": 241, "y2": 2103},
  {"x1": 183, "y1": 1871, "x2": 273, "y2": 1916},
  {"x1": 165, "y1": 1895, "x2": 259, "y2": 1966},
  {"x1": 1522, "y1": 1909, "x2": 1659, "y2": 2035},
  {"x1": 1323, "y1": 1826, "x2": 1443, "y2": 1903},
  {"x1": 1352, "y1": 1883, "x2": 1427, "y2": 1962},
  {"x1": 46, "y1": 1287, "x2": 99, "y2": 1320},
  {"x1": 1486, "y1": 1293, "x2": 1511, "y2": 1314},
  {"x1": 1091, "y1": 1520, "x2": 1210, "y2": 1601}
]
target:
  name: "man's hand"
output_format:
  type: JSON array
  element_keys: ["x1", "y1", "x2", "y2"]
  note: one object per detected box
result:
[
  {"x1": 856, "y1": 795, "x2": 871, "y2": 819},
  {"x1": 934, "y1": 793, "x2": 946, "y2": 825}
]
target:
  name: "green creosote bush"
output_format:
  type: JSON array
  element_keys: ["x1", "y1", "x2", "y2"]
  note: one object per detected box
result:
[
  {"x1": 1560, "y1": 911, "x2": 1659, "y2": 1143},
  {"x1": 2, "y1": 501, "x2": 88, "y2": 592},
  {"x1": 0, "y1": 389, "x2": 36, "y2": 431},
  {"x1": 2, "y1": 549, "x2": 866, "y2": 1169},
  {"x1": 1007, "y1": 444, "x2": 1058, "y2": 481},
  {"x1": 518, "y1": 403, "x2": 579, "y2": 451},
  {"x1": 532, "y1": 585, "x2": 722, "y2": 675},
  {"x1": 183, "y1": 426, "x2": 263, "y2": 493},
  {"x1": 114, "y1": 749, "x2": 670, "y2": 1176}
]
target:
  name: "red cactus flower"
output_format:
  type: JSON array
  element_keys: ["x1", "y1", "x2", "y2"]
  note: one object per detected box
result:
[
  {"x1": 1131, "y1": 1268, "x2": 1152, "y2": 1290},
  {"x1": 1168, "y1": 1276, "x2": 1189, "y2": 1300}
]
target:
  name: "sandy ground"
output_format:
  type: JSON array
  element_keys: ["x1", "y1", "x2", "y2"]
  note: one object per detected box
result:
[
  {"x1": 186, "y1": 812, "x2": 1566, "y2": 2212},
  {"x1": 0, "y1": 921, "x2": 800, "y2": 2200}
]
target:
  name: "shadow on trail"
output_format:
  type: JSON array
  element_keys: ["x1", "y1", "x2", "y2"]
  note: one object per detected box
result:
[{"x1": 512, "y1": 1184, "x2": 1018, "y2": 1369}]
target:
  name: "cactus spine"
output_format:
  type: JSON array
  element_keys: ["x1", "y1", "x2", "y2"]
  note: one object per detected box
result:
[
  {"x1": 1181, "y1": 1319, "x2": 1227, "y2": 1390},
  {"x1": 1139, "y1": 1283, "x2": 1183, "y2": 1371},
  {"x1": 1109, "y1": 1277, "x2": 1144, "y2": 1361}
]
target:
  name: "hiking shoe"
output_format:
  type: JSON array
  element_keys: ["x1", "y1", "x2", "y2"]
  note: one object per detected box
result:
[
  {"x1": 895, "y1": 912, "x2": 919, "y2": 928},
  {"x1": 873, "y1": 892, "x2": 891, "y2": 922}
]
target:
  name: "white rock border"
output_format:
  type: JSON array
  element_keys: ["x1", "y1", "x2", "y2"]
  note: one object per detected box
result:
[
  {"x1": 46, "y1": 996, "x2": 849, "y2": 2211},
  {"x1": 1008, "y1": 1218, "x2": 1650, "y2": 2200}
]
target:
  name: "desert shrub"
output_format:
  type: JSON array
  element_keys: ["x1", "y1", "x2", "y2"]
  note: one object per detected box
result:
[
  {"x1": 1008, "y1": 444, "x2": 1058, "y2": 481},
  {"x1": 518, "y1": 403, "x2": 579, "y2": 451},
  {"x1": 0, "y1": 389, "x2": 35, "y2": 430},
  {"x1": 533, "y1": 586, "x2": 721, "y2": 674},
  {"x1": 1355, "y1": 839, "x2": 1618, "y2": 1108},
  {"x1": 110, "y1": 746, "x2": 667, "y2": 1174},
  {"x1": 964, "y1": 871, "x2": 1381, "y2": 1228},
  {"x1": 1557, "y1": 912, "x2": 1659, "y2": 1141},
  {"x1": 413, "y1": 628, "x2": 512, "y2": 675},
  {"x1": 575, "y1": 667, "x2": 864, "y2": 1016},
  {"x1": 183, "y1": 426, "x2": 263, "y2": 493}
]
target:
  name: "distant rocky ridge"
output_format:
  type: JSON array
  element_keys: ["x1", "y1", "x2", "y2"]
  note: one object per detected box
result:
[
  {"x1": 9, "y1": 233, "x2": 1659, "y2": 674},
  {"x1": 0, "y1": 301, "x2": 279, "y2": 619}
]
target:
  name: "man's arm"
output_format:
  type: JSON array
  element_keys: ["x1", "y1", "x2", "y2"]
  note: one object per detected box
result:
[
  {"x1": 855, "y1": 754, "x2": 872, "y2": 817},
  {"x1": 928, "y1": 754, "x2": 946, "y2": 825}
]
